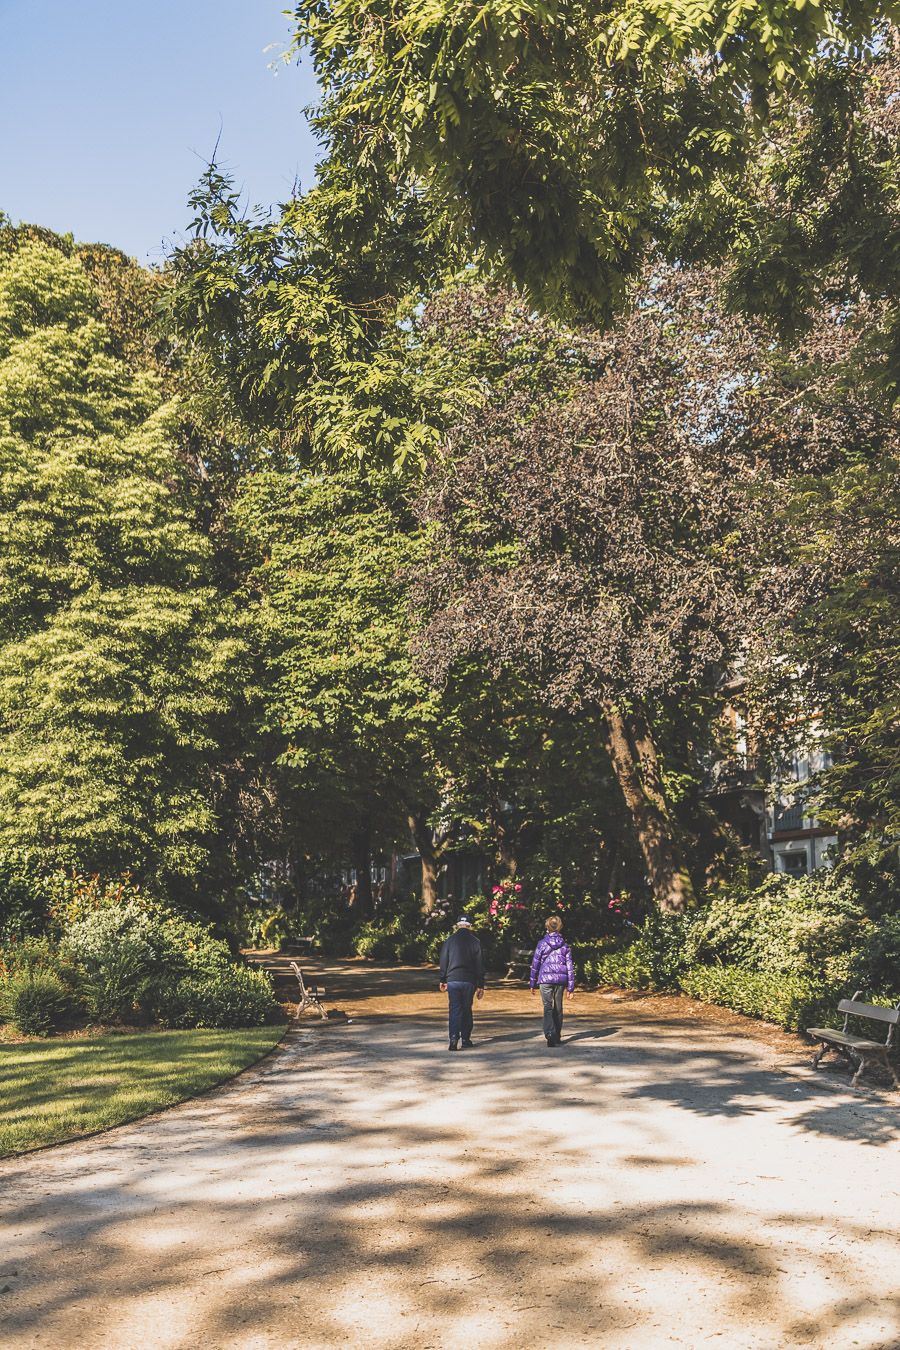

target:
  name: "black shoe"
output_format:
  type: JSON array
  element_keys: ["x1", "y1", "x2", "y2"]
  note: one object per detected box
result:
[
  {"x1": 461, "y1": 1039, "x2": 474, "y2": 1049},
  {"x1": 546, "y1": 1036, "x2": 556, "y2": 1047},
  {"x1": 448, "y1": 1041, "x2": 459, "y2": 1052}
]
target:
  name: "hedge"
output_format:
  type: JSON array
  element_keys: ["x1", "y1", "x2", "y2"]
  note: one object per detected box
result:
[{"x1": 679, "y1": 964, "x2": 836, "y2": 1032}]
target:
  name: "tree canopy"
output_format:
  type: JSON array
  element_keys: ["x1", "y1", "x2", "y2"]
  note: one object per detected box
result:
[
  {"x1": 0, "y1": 232, "x2": 253, "y2": 902},
  {"x1": 291, "y1": 0, "x2": 900, "y2": 330}
]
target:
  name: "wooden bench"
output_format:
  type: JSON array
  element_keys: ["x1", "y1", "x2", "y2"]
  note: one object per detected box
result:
[
  {"x1": 807, "y1": 992, "x2": 900, "y2": 1090},
  {"x1": 289, "y1": 962, "x2": 328, "y2": 1021},
  {"x1": 501, "y1": 946, "x2": 532, "y2": 983}
]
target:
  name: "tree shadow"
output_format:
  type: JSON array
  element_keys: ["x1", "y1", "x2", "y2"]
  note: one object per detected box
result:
[{"x1": 2, "y1": 1015, "x2": 899, "y2": 1347}]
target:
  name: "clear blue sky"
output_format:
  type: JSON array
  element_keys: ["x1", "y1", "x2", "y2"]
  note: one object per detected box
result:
[{"x1": 0, "y1": 0, "x2": 320, "y2": 264}]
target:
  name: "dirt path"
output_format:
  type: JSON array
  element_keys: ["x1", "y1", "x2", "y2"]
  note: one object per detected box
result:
[{"x1": 2, "y1": 958, "x2": 899, "y2": 1349}]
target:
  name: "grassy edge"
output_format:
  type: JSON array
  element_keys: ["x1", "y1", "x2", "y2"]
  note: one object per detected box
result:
[{"x1": 0, "y1": 1023, "x2": 292, "y2": 1162}]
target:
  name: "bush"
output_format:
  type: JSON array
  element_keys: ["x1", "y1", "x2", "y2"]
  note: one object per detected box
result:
[
  {"x1": 61, "y1": 897, "x2": 237, "y2": 1023},
  {"x1": 63, "y1": 902, "x2": 162, "y2": 1022},
  {"x1": 680, "y1": 964, "x2": 833, "y2": 1031},
  {"x1": 354, "y1": 915, "x2": 429, "y2": 963},
  {"x1": 0, "y1": 971, "x2": 75, "y2": 1036},
  {"x1": 0, "y1": 934, "x2": 80, "y2": 985},
  {"x1": 153, "y1": 966, "x2": 277, "y2": 1029},
  {"x1": 0, "y1": 848, "x2": 54, "y2": 942},
  {"x1": 689, "y1": 873, "x2": 872, "y2": 983},
  {"x1": 582, "y1": 912, "x2": 691, "y2": 991},
  {"x1": 283, "y1": 893, "x2": 356, "y2": 956},
  {"x1": 855, "y1": 913, "x2": 900, "y2": 998}
]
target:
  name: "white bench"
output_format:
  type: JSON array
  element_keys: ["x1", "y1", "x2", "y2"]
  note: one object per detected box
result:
[
  {"x1": 807, "y1": 992, "x2": 900, "y2": 1090},
  {"x1": 289, "y1": 962, "x2": 328, "y2": 1021}
]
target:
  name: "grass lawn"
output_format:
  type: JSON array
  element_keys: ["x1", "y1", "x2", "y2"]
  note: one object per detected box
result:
[{"x1": 0, "y1": 1025, "x2": 285, "y2": 1157}]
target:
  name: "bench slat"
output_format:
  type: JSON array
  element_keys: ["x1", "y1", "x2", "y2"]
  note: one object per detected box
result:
[
  {"x1": 806, "y1": 1028, "x2": 885, "y2": 1050},
  {"x1": 836, "y1": 999, "x2": 900, "y2": 1024}
]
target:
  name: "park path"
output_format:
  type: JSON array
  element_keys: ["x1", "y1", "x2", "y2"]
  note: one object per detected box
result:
[{"x1": 1, "y1": 960, "x2": 899, "y2": 1350}]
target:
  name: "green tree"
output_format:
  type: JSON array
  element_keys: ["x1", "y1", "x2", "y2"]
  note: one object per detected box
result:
[
  {"x1": 233, "y1": 465, "x2": 445, "y2": 909},
  {"x1": 170, "y1": 161, "x2": 454, "y2": 469},
  {"x1": 290, "y1": 0, "x2": 896, "y2": 324},
  {"x1": 0, "y1": 232, "x2": 252, "y2": 902},
  {"x1": 412, "y1": 278, "x2": 777, "y2": 911}
]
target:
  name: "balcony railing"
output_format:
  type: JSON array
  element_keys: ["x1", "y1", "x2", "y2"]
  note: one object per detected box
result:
[{"x1": 772, "y1": 802, "x2": 805, "y2": 833}]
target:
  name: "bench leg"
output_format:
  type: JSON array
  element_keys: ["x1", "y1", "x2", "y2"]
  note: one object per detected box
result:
[
  {"x1": 850, "y1": 1055, "x2": 867, "y2": 1090},
  {"x1": 812, "y1": 1042, "x2": 832, "y2": 1070},
  {"x1": 317, "y1": 1000, "x2": 328, "y2": 1021},
  {"x1": 874, "y1": 1051, "x2": 900, "y2": 1091}
]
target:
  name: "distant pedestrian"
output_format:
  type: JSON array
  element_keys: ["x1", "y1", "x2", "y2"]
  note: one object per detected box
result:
[
  {"x1": 439, "y1": 916, "x2": 485, "y2": 1052},
  {"x1": 529, "y1": 915, "x2": 575, "y2": 1046}
]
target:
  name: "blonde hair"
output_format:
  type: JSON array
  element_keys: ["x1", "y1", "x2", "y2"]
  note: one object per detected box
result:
[{"x1": 545, "y1": 915, "x2": 563, "y2": 933}]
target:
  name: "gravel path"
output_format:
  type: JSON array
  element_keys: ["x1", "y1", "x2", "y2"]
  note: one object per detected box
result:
[{"x1": 2, "y1": 962, "x2": 899, "y2": 1349}]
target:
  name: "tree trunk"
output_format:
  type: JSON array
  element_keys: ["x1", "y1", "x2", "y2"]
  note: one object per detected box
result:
[
  {"x1": 408, "y1": 810, "x2": 441, "y2": 914},
  {"x1": 495, "y1": 821, "x2": 518, "y2": 879},
  {"x1": 349, "y1": 825, "x2": 372, "y2": 916},
  {"x1": 600, "y1": 704, "x2": 696, "y2": 913}
]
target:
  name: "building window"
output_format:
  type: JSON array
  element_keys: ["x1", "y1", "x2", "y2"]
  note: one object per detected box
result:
[{"x1": 775, "y1": 846, "x2": 810, "y2": 877}]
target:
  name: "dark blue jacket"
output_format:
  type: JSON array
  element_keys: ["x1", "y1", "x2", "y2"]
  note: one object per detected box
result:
[{"x1": 439, "y1": 929, "x2": 485, "y2": 988}]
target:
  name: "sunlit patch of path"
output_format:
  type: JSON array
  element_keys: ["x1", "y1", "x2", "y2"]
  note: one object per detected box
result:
[{"x1": 1, "y1": 984, "x2": 899, "y2": 1349}]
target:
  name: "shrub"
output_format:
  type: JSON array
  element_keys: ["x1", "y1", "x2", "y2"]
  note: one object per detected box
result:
[
  {"x1": 0, "y1": 848, "x2": 53, "y2": 942},
  {"x1": 0, "y1": 934, "x2": 80, "y2": 986},
  {"x1": 0, "y1": 971, "x2": 75, "y2": 1036},
  {"x1": 582, "y1": 912, "x2": 691, "y2": 991},
  {"x1": 63, "y1": 902, "x2": 162, "y2": 1022},
  {"x1": 679, "y1": 964, "x2": 833, "y2": 1031},
  {"x1": 46, "y1": 871, "x2": 154, "y2": 931},
  {"x1": 153, "y1": 966, "x2": 277, "y2": 1029},
  {"x1": 61, "y1": 897, "x2": 236, "y2": 1023},
  {"x1": 354, "y1": 916, "x2": 429, "y2": 963},
  {"x1": 284, "y1": 893, "x2": 355, "y2": 956},
  {"x1": 690, "y1": 873, "x2": 871, "y2": 982},
  {"x1": 855, "y1": 914, "x2": 900, "y2": 998}
]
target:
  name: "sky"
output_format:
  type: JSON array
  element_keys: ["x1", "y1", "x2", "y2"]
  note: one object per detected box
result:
[{"x1": 0, "y1": 0, "x2": 320, "y2": 264}]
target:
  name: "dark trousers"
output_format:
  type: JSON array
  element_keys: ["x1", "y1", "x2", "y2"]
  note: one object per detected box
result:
[
  {"x1": 447, "y1": 981, "x2": 475, "y2": 1044},
  {"x1": 540, "y1": 983, "x2": 565, "y2": 1042}
]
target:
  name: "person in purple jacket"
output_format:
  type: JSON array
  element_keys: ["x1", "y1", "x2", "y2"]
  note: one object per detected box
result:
[{"x1": 529, "y1": 915, "x2": 575, "y2": 1046}]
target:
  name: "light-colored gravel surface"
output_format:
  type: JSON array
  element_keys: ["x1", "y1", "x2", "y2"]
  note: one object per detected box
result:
[{"x1": 2, "y1": 961, "x2": 899, "y2": 1349}]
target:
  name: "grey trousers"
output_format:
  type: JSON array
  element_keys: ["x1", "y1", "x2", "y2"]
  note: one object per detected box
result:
[{"x1": 540, "y1": 982, "x2": 565, "y2": 1042}]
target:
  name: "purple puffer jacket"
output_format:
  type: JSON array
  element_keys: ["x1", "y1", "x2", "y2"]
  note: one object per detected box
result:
[{"x1": 529, "y1": 932, "x2": 575, "y2": 992}]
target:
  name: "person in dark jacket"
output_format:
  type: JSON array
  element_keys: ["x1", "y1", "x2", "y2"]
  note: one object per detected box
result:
[
  {"x1": 439, "y1": 916, "x2": 485, "y2": 1051},
  {"x1": 529, "y1": 915, "x2": 575, "y2": 1046}
]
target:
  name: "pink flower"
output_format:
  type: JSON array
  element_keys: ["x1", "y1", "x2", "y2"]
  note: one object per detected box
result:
[
  {"x1": 514, "y1": 884, "x2": 522, "y2": 893},
  {"x1": 492, "y1": 886, "x2": 503, "y2": 896}
]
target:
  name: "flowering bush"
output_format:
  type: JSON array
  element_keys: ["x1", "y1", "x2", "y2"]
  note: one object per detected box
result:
[{"x1": 488, "y1": 878, "x2": 526, "y2": 929}]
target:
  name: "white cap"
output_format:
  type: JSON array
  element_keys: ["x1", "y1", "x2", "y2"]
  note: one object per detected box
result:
[{"x1": 456, "y1": 916, "x2": 472, "y2": 927}]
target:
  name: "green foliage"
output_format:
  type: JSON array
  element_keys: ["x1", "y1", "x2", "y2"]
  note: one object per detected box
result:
[
  {"x1": 237, "y1": 468, "x2": 438, "y2": 843},
  {"x1": 153, "y1": 967, "x2": 277, "y2": 1030},
  {"x1": 0, "y1": 971, "x2": 75, "y2": 1036},
  {"x1": 0, "y1": 848, "x2": 52, "y2": 941},
  {"x1": 63, "y1": 902, "x2": 165, "y2": 1022},
  {"x1": 591, "y1": 872, "x2": 900, "y2": 1028},
  {"x1": 0, "y1": 231, "x2": 253, "y2": 900},
  {"x1": 353, "y1": 891, "x2": 449, "y2": 962},
  {"x1": 680, "y1": 964, "x2": 832, "y2": 1032},
  {"x1": 354, "y1": 915, "x2": 429, "y2": 963},
  {"x1": 171, "y1": 163, "x2": 453, "y2": 466},
  {"x1": 856, "y1": 914, "x2": 900, "y2": 997},
  {"x1": 690, "y1": 873, "x2": 872, "y2": 984},
  {"x1": 0, "y1": 934, "x2": 80, "y2": 987},
  {"x1": 292, "y1": 0, "x2": 891, "y2": 324},
  {"x1": 583, "y1": 913, "x2": 691, "y2": 991},
  {"x1": 59, "y1": 889, "x2": 238, "y2": 1024}
]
